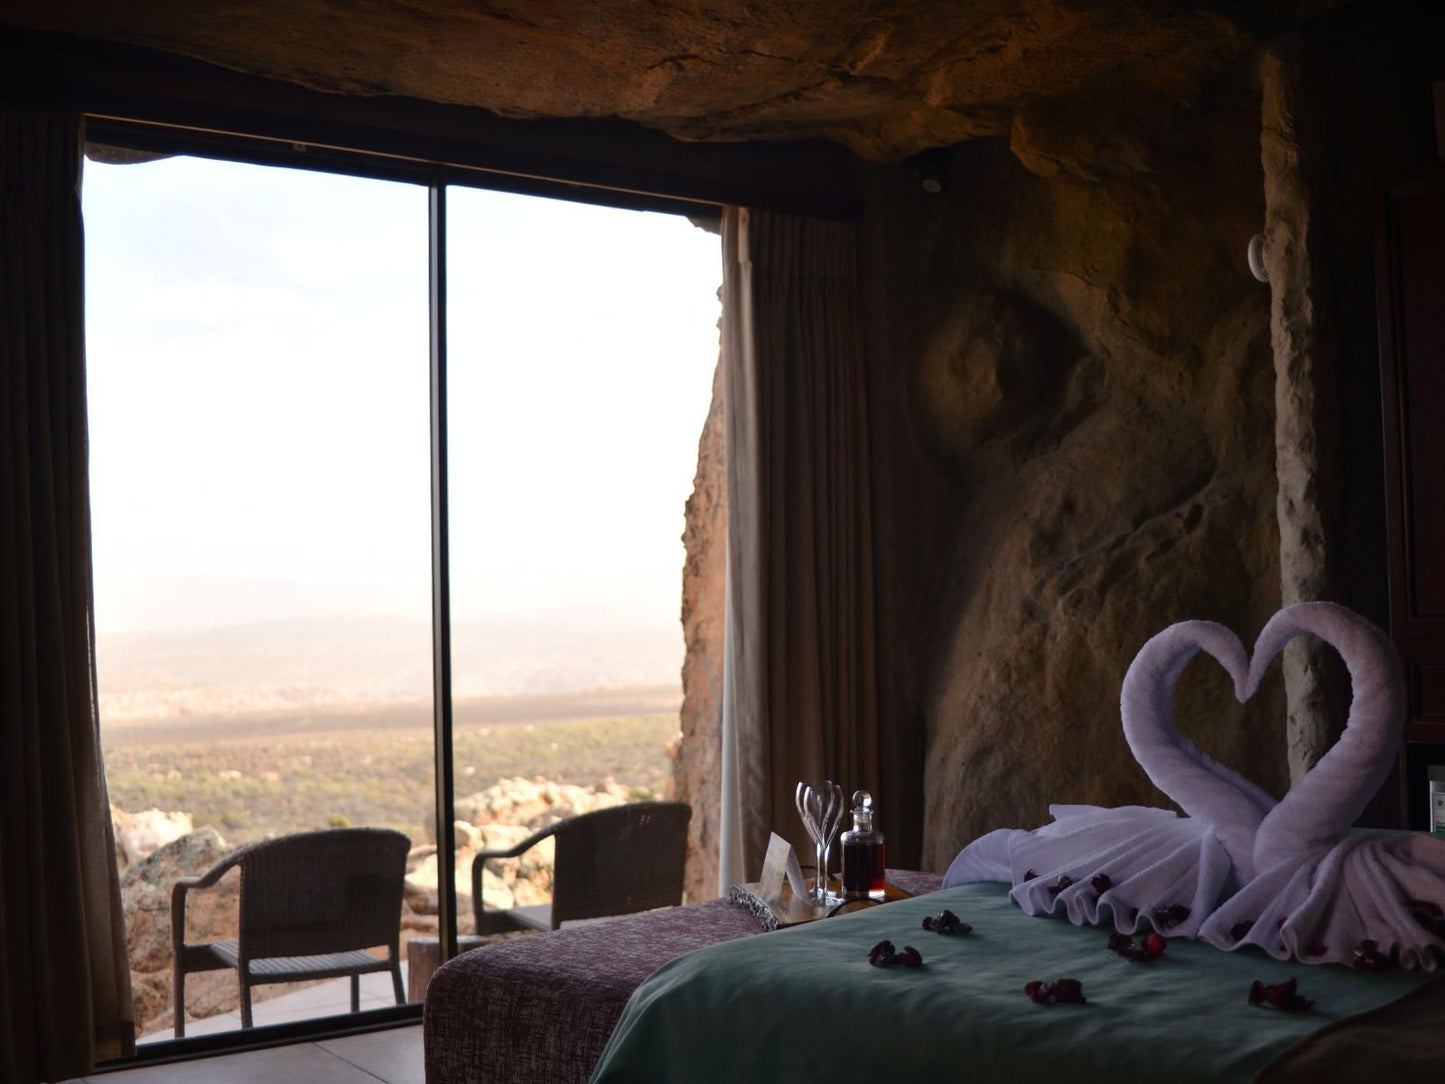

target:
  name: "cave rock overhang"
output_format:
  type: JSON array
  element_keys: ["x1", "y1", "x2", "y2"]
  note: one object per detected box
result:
[{"x1": 2, "y1": 0, "x2": 1337, "y2": 162}]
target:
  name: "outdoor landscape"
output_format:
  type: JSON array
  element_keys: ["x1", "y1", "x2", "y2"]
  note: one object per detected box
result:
[
  {"x1": 82, "y1": 152, "x2": 722, "y2": 1042},
  {"x1": 100, "y1": 616, "x2": 685, "y2": 1038},
  {"x1": 104, "y1": 685, "x2": 679, "y2": 847}
]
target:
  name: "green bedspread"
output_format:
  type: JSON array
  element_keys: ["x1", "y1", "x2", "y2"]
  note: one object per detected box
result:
[{"x1": 590, "y1": 883, "x2": 1432, "y2": 1083}]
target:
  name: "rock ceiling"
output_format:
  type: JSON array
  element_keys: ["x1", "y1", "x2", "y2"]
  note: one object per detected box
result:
[{"x1": 5, "y1": 1, "x2": 1332, "y2": 160}]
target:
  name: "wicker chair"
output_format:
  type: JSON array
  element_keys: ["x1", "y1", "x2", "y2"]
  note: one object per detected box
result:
[
  {"x1": 471, "y1": 801, "x2": 690, "y2": 934},
  {"x1": 171, "y1": 827, "x2": 410, "y2": 1037}
]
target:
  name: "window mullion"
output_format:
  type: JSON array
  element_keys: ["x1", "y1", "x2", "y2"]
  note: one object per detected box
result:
[{"x1": 429, "y1": 178, "x2": 459, "y2": 964}]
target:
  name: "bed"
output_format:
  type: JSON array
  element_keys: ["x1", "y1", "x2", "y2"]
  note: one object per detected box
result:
[
  {"x1": 589, "y1": 881, "x2": 1438, "y2": 1083},
  {"x1": 424, "y1": 872, "x2": 1440, "y2": 1083}
]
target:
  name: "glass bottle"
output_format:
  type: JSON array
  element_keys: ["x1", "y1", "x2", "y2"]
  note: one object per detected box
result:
[{"x1": 840, "y1": 789, "x2": 886, "y2": 900}]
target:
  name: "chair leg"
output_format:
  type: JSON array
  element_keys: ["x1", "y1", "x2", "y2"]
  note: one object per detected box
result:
[
  {"x1": 390, "y1": 959, "x2": 405, "y2": 1005},
  {"x1": 240, "y1": 977, "x2": 253, "y2": 1029},
  {"x1": 350, "y1": 973, "x2": 360, "y2": 1014},
  {"x1": 174, "y1": 967, "x2": 186, "y2": 1039}
]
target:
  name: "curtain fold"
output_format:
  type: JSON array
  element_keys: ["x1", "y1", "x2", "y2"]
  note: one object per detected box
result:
[
  {"x1": 1, "y1": 106, "x2": 135, "y2": 1083},
  {"x1": 719, "y1": 207, "x2": 884, "y2": 888}
]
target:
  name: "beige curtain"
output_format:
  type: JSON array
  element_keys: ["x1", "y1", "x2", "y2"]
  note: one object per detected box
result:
[
  {"x1": 718, "y1": 207, "x2": 886, "y2": 887},
  {"x1": 1, "y1": 106, "x2": 135, "y2": 1082}
]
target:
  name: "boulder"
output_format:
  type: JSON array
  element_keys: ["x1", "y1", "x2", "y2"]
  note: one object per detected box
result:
[
  {"x1": 403, "y1": 847, "x2": 516, "y2": 917},
  {"x1": 118, "y1": 826, "x2": 240, "y2": 1035},
  {"x1": 425, "y1": 777, "x2": 631, "y2": 843},
  {"x1": 120, "y1": 826, "x2": 235, "y2": 973},
  {"x1": 111, "y1": 806, "x2": 194, "y2": 868},
  {"x1": 128, "y1": 969, "x2": 169, "y2": 1035}
]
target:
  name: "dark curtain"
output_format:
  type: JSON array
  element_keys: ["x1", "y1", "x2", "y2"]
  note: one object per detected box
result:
[
  {"x1": 719, "y1": 207, "x2": 895, "y2": 884},
  {"x1": 1, "y1": 106, "x2": 135, "y2": 1082}
]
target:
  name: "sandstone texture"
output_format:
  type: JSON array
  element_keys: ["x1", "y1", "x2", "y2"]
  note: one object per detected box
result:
[
  {"x1": 862, "y1": 69, "x2": 1292, "y2": 869},
  {"x1": 676, "y1": 359, "x2": 726, "y2": 900},
  {"x1": 2, "y1": 1, "x2": 1334, "y2": 161},
  {"x1": 1260, "y1": 45, "x2": 1343, "y2": 786}
]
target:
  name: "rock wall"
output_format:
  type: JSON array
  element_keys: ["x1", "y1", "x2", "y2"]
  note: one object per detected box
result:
[
  {"x1": 861, "y1": 64, "x2": 1293, "y2": 870},
  {"x1": 669, "y1": 0, "x2": 1438, "y2": 878},
  {"x1": 1259, "y1": 42, "x2": 1352, "y2": 787},
  {"x1": 676, "y1": 359, "x2": 726, "y2": 899}
]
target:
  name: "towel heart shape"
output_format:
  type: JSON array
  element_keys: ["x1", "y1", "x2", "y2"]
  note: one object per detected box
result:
[
  {"x1": 1242, "y1": 602, "x2": 1405, "y2": 868},
  {"x1": 946, "y1": 600, "x2": 1435, "y2": 964},
  {"x1": 1119, "y1": 618, "x2": 1277, "y2": 880},
  {"x1": 1122, "y1": 602, "x2": 1405, "y2": 879}
]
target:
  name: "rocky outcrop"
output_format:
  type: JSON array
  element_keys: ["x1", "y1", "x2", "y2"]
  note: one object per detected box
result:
[
  {"x1": 120, "y1": 826, "x2": 239, "y2": 1034},
  {"x1": 8, "y1": 1, "x2": 1335, "y2": 161},
  {"x1": 407, "y1": 776, "x2": 634, "y2": 924},
  {"x1": 112, "y1": 806, "x2": 194, "y2": 867},
  {"x1": 677, "y1": 359, "x2": 726, "y2": 901}
]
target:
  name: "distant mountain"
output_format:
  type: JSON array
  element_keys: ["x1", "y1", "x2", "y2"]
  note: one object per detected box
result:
[{"x1": 96, "y1": 614, "x2": 684, "y2": 724}]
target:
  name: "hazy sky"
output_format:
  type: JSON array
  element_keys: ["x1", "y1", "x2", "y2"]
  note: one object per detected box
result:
[{"x1": 83, "y1": 155, "x2": 722, "y2": 636}]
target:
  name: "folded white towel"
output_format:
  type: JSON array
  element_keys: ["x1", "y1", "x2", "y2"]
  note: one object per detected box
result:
[
  {"x1": 1199, "y1": 830, "x2": 1445, "y2": 969},
  {"x1": 943, "y1": 804, "x2": 1239, "y2": 937},
  {"x1": 1196, "y1": 601, "x2": 1445, "y2": 969},
  {"x1": 943, "y1": 621, "x2": 1272, "y2": 936},
  {"x1": 1245, "y1": 602, "x2": 1405, "y2": 862},
  {"x1": 945, "y1": 601, "x2": 1445, "y2": 968}
]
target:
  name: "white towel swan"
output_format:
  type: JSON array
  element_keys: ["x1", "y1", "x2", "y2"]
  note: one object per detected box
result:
[
  {"x1": 1197, "y1": 601, "x2": 1445, "y2": 969},
  {"x1": 944, "y1": 620, "x2": 1273, "y2": 938}
]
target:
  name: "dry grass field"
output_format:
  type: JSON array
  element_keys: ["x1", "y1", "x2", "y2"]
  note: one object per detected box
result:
[{"x1": 101, "y1": 685, "x2": 682, "y2": 846}]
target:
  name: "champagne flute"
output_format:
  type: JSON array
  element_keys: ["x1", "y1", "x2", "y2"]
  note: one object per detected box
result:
[
  {"x1": 795, "y1": 782, "x2": 821, "y2": 898},
  {"x1": 817, "y1": 781, "x2": 843, "y2": 903},
  {"x1": 806, "y1": 786, "x2": 826, "y2": 902}
]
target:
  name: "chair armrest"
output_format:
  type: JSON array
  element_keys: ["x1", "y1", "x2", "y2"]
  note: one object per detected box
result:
[
  {"x1": 470, "y1": 822, "x2": 560, "y2": 921},
  {"x1": 170, "y1": 853, "x2": 242, "y2": 953},
  {"x1": 171, "y1": 878, "x2": 196, "y2": 954},
  {"x1": 472, "y1": 821, "x2": 559, "y2": 863}
]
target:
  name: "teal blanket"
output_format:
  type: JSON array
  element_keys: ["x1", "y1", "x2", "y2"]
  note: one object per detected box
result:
[{"x1": 591, "y1": 883, "x2": 1430, "y2": 1083}]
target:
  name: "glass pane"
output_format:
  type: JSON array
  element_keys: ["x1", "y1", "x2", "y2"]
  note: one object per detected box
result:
[
  {"x1": 444, "y1": 189, "x2": 720, "y2": 946},
  {"x1": 83, "y1": 154, "x2": 432, "y2": 1042}
]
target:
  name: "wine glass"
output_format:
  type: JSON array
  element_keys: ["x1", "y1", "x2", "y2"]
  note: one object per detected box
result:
[
  {"x1": 817, "y1": 780, "x2": 843, "y2": 903},
  {"x1": 805, "y1": 786, "x2": 827, "y2": 902},
  {"x1": 795, "y1": 781, "x2": 822, "y2": 898}
]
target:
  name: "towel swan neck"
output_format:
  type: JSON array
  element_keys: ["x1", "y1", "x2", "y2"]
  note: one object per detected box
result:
[
  {"x1": 1246, "y1": 601, "x2": 1406, "y2": 866},
  {"x1": 1120, "y1": 620, "x2": 1276, "y2": 879}
]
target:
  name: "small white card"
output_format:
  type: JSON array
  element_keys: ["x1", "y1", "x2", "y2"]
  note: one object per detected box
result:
[{"x1": 758, "y1": 832, "x2": 809, "y2": 902}]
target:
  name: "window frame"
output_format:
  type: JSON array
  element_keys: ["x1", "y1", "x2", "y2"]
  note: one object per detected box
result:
[{"x1": 82, "y1": 116, "x2": 721, "y2": 1071}]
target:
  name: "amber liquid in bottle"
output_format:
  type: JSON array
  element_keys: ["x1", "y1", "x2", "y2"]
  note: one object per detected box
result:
[
  {"x1": 841, "y1": 789, "x2": 886, "y2": 900},
  {"x1": 841, "y1": 840, "x2": 886, "y2": 898}
]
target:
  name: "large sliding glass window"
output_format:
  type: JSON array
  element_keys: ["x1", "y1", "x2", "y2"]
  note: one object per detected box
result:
[
  {"x1": 85, "y1": 154, "x2": 433, "y2": 1041},
  {"x1": 444, "y1": 189, "x2": 720, "y2": 937},
  {"x1": 82, "y1": 136, "x2": 721, "y2": 1054}
]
